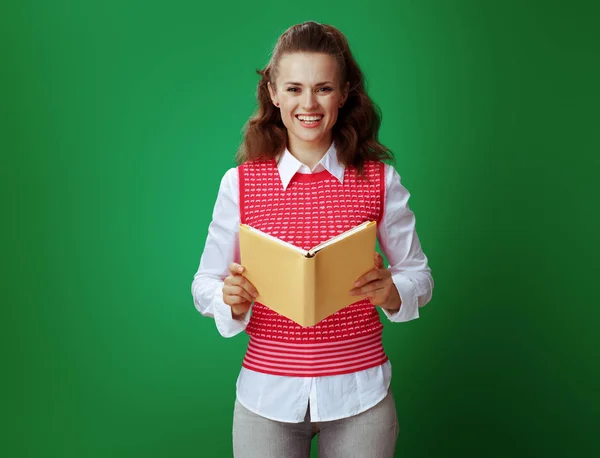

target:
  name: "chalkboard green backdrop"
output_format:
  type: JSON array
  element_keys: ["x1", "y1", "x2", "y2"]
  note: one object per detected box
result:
[{"x1": 3, "y1": 0, "x2": 599, "y2": 457}]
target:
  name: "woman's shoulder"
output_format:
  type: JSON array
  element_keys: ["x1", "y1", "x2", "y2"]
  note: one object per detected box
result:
[
  {"x1": 236, "y1": 157, "x2": 278, "y2": 171},
  {"x1": 361, "y1": 160, "x2": 399, "y2": 177},
  {"x1": 345, "y1": 159, "x2": 389, "y2": 176},
  {"x1": 215, "y1": 167, "x2": 239, "y2": 193}
]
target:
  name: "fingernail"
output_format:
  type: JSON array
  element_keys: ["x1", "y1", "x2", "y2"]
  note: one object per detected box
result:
[
  {"x1": 238, "y1": 266, "x2": 244, "y2": 273},
  {"x1": 354, "y1": 281, "x2": 360, "y2": 287}
]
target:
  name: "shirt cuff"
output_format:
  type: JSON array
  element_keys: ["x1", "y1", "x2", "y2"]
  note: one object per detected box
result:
[
  {"x1": 382, "y1": 273, "x2": 420, "y2": 323},
  {"x1": 213, "y1": 288, "x2": 251, "y2": 337}
]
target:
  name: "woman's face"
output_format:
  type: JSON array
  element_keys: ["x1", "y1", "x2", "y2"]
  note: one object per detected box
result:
[{"x1": 269, "y1": 52, "x2": 348, "y2": 153}]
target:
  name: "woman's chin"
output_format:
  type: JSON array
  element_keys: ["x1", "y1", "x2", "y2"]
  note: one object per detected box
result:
[{"x1": 291, "y1": 129, "x2": 329, "y2": 146}]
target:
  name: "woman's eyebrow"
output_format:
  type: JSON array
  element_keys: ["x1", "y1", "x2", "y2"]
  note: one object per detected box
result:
[{"x1": 283, "y1": 81, "x2": 334, "y2": 86}]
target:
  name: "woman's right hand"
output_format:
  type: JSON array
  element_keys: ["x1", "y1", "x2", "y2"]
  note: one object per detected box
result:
[{"x1": 223, "y1": 262, "x2": 258, "y2": 318}]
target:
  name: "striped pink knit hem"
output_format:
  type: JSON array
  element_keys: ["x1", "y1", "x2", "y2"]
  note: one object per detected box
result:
[{"x1": 241, "y1": 330, "x2": 388, "y2": 377}]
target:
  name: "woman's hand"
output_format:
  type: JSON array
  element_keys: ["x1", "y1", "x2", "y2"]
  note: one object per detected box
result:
[
  {"x1": 223, "y1": 263, "x2": 259, "y2": 318},
  {"x1": 349, "y1": 253, "x2": 402, "y2": 312}
]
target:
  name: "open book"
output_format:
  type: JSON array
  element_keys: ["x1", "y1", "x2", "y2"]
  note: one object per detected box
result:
[{"x1": 239, "y1": 221, "x2": 377, "y2": 327}]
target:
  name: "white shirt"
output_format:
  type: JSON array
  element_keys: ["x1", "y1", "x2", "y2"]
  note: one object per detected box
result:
[{"x1": 191, "y1": 143, "x2": 434, "y2": 423}]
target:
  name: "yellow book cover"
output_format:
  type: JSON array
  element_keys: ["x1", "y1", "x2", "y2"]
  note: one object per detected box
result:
[{"x1": 239, "y1": 221, "x2": 377, "y2": 326}]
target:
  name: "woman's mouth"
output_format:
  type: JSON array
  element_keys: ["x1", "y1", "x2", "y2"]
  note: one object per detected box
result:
[{"x1": 296, "y1": 114, "x2": 323, "y2": 128}]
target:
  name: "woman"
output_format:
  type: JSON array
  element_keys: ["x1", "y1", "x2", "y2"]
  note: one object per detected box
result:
[{"x1": 192, "y1": 21, "x2": 433, "y2": 458}]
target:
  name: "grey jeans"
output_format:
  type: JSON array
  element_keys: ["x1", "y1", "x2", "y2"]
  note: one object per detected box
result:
[{"x1": 232, "y1": 388, "x2": 399, "y2": 458}]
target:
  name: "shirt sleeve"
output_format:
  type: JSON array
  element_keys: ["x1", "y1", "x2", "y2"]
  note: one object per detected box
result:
[
  {"x1": 191, "y1": 167, "x2": 252, "y2": 337},
  {"x1": 377, "y1": 163, "x2": 434, "y2": 323}
]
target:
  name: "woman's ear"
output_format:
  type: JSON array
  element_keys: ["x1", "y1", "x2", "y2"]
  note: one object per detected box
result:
[{"x1": 267, "y1": 82, "x2": 279, "y2": 107}]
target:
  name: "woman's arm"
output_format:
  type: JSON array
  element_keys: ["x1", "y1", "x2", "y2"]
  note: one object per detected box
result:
[
  {"x1": 377, "y1": 163, "x2": 434, "y2": 322},
  {"x1": 191, "y1": 168, "x2": 251, "y2": 337}
]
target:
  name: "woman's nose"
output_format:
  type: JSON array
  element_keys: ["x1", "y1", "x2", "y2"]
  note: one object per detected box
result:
[{"x1": 302, "y1": 91, "x2": 318, "y2": 110}]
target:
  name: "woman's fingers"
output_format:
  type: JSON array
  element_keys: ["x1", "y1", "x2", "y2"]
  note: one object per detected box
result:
[
  {"x1": 223, "y1": 264, "x2": 259, "y2": 305},
  {"x1": 374, "y1": 252, "x2": 384, "y2": 269},
  {"x1": 350, "y1": 279, "x2": 387, "y2": 296},
  {"x1": 229, "y1": 262, "x2": 244, "y2": 275},
  {"x1": 227, "y1": 276, "x2": 258, "y2": 299},
  {"x1": 353, "y1": 268, "x2": 383, "y2": 289},
  {"x1": 223, "y1": 285, "x2": 254, "y2": 303},
  {"x1": 226, "y1": 263, "x2": 257, "y2": 291}
]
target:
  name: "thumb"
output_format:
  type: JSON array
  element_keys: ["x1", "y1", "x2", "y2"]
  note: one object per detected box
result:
[{"x1": 229, "y1": 262, "x2": 245, "y2": 276}]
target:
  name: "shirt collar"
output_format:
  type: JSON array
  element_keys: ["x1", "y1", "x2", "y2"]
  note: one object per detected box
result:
[{"x1": 276, "y1": 142, "x2": 345, "y2": 190}]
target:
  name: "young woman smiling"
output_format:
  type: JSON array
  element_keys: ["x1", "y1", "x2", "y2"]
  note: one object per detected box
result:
[{"x1": 192, "y1": 21, "x2": 434, "y2": 458}]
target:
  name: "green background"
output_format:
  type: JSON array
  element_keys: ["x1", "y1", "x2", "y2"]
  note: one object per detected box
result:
[{"x1": 3, "y1": 0, "x2": 599, "y2": 456}]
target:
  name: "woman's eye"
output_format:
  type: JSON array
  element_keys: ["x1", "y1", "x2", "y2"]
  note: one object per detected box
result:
[
  {"x1": 286, "y1": 87, "x2": 299, "y2": 92},
  {"x1": 318, "y1": 87, "x2": 333, "y2": 92}
]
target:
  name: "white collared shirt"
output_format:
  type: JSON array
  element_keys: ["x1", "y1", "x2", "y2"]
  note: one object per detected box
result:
[{"x1": 192, "y1": 143, "x2": 434, "y2": 422}]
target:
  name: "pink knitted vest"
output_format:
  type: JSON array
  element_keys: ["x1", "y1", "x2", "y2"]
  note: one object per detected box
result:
[{"x1": 238, "y1": 158, "x2": 388, "y2": 377}]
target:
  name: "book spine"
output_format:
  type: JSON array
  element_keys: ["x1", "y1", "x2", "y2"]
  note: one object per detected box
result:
[{"x1": 302, "y1": 256, "x2": 317, "y2": 326}]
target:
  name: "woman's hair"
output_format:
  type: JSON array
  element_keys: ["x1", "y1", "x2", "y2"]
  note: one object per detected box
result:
[{"x1": 236, "y1": 21, "x2": 393, "y2": 172}]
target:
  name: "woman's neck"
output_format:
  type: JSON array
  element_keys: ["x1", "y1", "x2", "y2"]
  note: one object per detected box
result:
[{"x1": 287, "y1": 136, "x2": 332, "y2": 170}]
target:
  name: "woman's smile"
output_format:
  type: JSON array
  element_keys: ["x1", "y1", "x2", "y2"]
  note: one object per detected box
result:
[{"x1": 296, "y1": 114, "x2": 324, "y2": 128}]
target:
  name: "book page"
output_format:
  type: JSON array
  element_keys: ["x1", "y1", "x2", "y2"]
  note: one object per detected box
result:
[
  {"x1": 239, "y1": 224, "x2": 316, "y2": 326},
  {"x1": 312, "y1": 221, "x2": 377, "y2": 323},
  {"x1": 308, "y1": 221, "x2": 373, "y2": 256},
  {"x1": 242, "y1": 224, "x2": 308, "y2": 256}
]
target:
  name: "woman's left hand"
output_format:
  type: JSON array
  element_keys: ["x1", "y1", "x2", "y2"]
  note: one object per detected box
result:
[{"x1": 349, "y1": 253, "x2": 402, "y2": 312}]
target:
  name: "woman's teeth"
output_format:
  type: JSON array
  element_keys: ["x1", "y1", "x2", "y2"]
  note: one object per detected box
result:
[{"x1": 297, "y1": 115, "x2": 323, "y2": 124}]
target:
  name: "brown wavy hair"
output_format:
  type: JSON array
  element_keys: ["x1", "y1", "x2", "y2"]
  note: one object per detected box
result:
[{"x1": 235, "y1": 21, "x2": 394, "y2": 173}]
